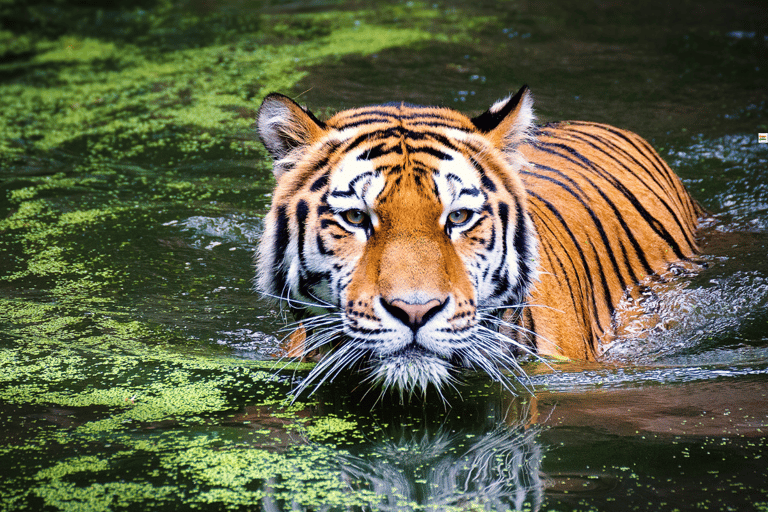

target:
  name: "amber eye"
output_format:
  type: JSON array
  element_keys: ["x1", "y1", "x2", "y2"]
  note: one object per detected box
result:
[
  {"x1": 343, "y1": 209, "x2": 368, "y2": 226},
  {"x1": 448, "y1": 209, "x2": 471, "y2": 225}
]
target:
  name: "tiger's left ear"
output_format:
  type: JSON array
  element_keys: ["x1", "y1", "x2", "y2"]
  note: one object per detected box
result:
[
  {"x1": 471, "y1": 85, "x2": 535, "y2": 151},
  {"x1": 257, "y1": 93, "x2": 328, "y2": 178}
]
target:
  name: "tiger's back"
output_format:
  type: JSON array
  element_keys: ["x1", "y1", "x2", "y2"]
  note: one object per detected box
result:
[
  {"x1": 255, "y1": 86, "x2": 702, "y2": 396},
  {"x1": 517, "y1": 121, "x2": 701, "y2": 359}
]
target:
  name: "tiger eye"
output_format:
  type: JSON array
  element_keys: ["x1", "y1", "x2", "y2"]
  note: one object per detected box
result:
[
  {"x1": 448, "y1": 209, "x2": 471, "y2": 225},
  {"x1": 343, "y1": 209, "x2": 367, "y2": 226}
]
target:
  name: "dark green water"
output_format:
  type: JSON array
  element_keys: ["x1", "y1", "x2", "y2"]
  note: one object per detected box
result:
[{"x1": 1, "y1": 0, "x2": 767, "y2": 510}]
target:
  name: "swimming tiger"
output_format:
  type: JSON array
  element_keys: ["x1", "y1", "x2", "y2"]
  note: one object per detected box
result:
[{"x1": 255, "y1": 85, "x2": 702, "y2": 396}]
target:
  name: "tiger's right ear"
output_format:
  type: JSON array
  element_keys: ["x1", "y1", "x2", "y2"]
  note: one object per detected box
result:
[
  {"x1": 471, "y1": 85, "x2": 535, "y2": 153},
  {"x1": 257, "y1": 93, "x2": 327, "y2": 178}
]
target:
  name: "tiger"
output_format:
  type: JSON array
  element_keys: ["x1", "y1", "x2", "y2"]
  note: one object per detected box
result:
[{"x1": 254, "y1": 85, "x2": 702, "y2": 397}]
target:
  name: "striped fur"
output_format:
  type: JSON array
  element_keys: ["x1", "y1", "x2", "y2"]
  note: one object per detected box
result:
[{"x1": 255, "y1": 86, "x2": 701, "y2": 397}]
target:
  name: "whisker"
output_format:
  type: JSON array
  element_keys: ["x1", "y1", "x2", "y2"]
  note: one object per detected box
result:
[
  {"x1": 477, "y1": 302, "x2": 562, "y2": 315},
  {"x1": 478, "y1": 312, "x2": 560, "y2": 358},
  {"x1": 457, "y1": 340, "x2": 521, "y2": 392},
  {"x1": 277, "y1": 314, "x2": 340, "y2": 336},
  {"x1": 259, "y1": 290, "x2": 337, "y2": 311},
  {"x1": 267, "y1": 316, "x2": 345, "y2": 381},
  {"x1": 305, "y1": 289, "x2": 337, "y2": 309},
  {"x1": 290, "y1": 343, "x2": 365, "y2": 401}
]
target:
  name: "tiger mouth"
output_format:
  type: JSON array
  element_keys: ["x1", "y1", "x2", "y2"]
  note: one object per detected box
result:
[
  {"x1": 367, "y1": 345, "x2": 456, "y2": 395},
  {"x1": 387, "y1": 344, "x2": 445, "y2": 358}
]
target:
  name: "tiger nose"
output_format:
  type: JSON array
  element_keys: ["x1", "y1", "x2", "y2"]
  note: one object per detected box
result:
[{"x1": 382, "y1": 298, "x2": 446, "y2": 331}]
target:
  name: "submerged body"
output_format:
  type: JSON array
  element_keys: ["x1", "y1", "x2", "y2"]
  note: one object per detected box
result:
[{"x1": 255, "y1": 86, "x2": 701, "y2": 396}]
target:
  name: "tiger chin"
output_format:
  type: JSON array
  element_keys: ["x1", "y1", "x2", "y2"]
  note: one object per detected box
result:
[{"x1": 254, "y1": 85, "x2": 702, "y2": 399}]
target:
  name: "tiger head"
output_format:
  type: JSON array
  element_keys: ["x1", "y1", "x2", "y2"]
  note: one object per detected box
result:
[{"x1": 256, "y1": 86, "x2": 538, "y2": 397}]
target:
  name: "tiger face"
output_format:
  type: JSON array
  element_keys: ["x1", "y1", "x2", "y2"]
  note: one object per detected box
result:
[{"x1": 256, "y1": 87, "x2": 538, "y2": 396}]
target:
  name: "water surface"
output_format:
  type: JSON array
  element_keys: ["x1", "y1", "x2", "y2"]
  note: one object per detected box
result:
[{"x1": 1, "y1": 0, "x2": 767, "y2": 510}]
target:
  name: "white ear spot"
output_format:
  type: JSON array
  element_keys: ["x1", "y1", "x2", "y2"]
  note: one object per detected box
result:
[
  {"x1": 489, "y1": 96, "x2": 510, "y2": 114},
  {"x1": 256, "y1": 93, "x2": 328, "y2": 178}
]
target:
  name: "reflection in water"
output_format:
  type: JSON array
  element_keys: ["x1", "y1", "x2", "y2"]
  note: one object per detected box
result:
[
  {"x1": 258, "y1": 424, "x2": 545, "y2": 512},
  {"x1": 253, "y1": 389, "x2": 548, "y2": 511},
  {"x1": 335, "y1": 426, "x2": 543, "y2": 512}
]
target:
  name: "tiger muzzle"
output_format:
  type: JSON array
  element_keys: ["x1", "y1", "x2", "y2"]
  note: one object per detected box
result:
[{"x1": 381, "y1": 297, "x2": 447, "y2": 332}]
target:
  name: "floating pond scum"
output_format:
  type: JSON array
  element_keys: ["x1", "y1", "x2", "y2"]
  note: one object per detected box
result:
[{"x1": 1, "y1": 0, "x2": 768, "y2": 510}]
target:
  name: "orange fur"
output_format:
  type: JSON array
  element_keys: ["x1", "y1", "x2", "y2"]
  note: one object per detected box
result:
[{"x1": 518, "y1": 122, "x2": 701, "y2": 358}]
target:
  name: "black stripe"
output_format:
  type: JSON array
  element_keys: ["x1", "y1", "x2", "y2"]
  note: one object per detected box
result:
[
  {"x1": 348, "y1": 326, "x2": 392, "y2": 336},
  {"x1": 296, "y1": 200, "x2": 309, "y2": 270},
  {"x1": 357, "y1": 143, "x2": 402, "y2": 160},
  {"x1": 310, "y1": 172, "x2": 328, "y2": 192},
  {"x1": 316, "y1": 234, "x2": 333, "y2": 256},
  {"x1": 490, "y1": 202, "x2": 511, "y2": 298},
  {"x1": 586, "y1": 237, "x2": 615, "y2": 319},
  {"x1": 345, "y1": 132, "x2": 376, "y2": 154},
  {"x1": 344, "y1": 127, "x2": 403, "y2": 151},
  {"x1": 406, "y1": 144, "x2": 453, "y2": 160},
  {"x1": 521, "y1": 164, "x2": 628, "y2": 292},
  {"x1": 511, "y1": 201, "x2": 533, "y2": 305},
  {"x1": 524, "y1": 163, "x2": 653, "y2": 277},
  {"x1": 533, "y1": 140, "x2": 690, "y2": 260},
  {"x1": 316, "y1": 203, "x2": 332, "y2": 216},
  {"x1": 480, "y1": 175, "x2": 497, "y2": 193},
  {"x1": 469, "y1": 156, "x2": 496, "y2": 192},
  {"x1": 522, "y1": 307, "x2": 537, "y2": 352},
  {"x1": 527, "y1": 191, "x2": 607, "y2": 334},
  {"x1": 272, "y1": 205, "x2": 290, "y2": 295},
  {"x1": 423, "y1": 132, "x2": 461, "y2": 153},
  {"x1": 320, "y1": 218, "x2": 340, "y2": 230},
  {"x1": 483, "y1": 204, "x2": 496, "y2": 252},
  {"x1": 619, "y1": 243, "x2": 639, "y2": 285}
]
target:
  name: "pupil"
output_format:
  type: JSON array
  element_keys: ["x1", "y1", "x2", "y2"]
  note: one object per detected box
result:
[{"x1": 451, "y1": 210, "x2": 466, "y2": 223}]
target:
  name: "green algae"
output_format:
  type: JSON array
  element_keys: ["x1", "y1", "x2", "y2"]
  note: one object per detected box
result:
[
  {"x1": 0, "y1": 2, "x2": 480, "y2": 168},
  {"x1": 34, "y1": 481, "x2": 177, "y2": 512}
]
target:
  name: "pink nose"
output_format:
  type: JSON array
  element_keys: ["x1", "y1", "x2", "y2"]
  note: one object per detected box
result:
[{"x1": 383, "y1": 298, "x2": 446, "y2": 331}]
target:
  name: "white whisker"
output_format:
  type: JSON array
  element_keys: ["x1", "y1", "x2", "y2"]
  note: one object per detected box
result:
[
  {"x1": 290, "y1": 343, "x2": 366, "y2": 401},
  {"x1": 259, "y1": 290, "x2": 337, "y2": 311},
  {"x1": 477, "y1": 312, "x2": 560, "y2": 358},
  {"x1": 477, "y1": 302, "x2": 562, "y2": 315}
]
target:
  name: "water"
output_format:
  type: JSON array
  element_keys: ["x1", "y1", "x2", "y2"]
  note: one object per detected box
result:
[{"x1": 1, "y1": 0, "x2": 767, "y2": 510}]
